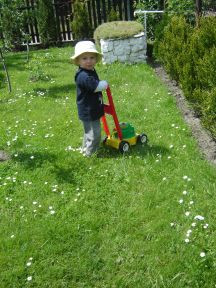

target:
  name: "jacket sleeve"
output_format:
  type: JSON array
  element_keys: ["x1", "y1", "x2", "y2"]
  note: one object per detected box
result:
[{"x1": 77, "y1": 72, "x2": 99, "y2": 93}]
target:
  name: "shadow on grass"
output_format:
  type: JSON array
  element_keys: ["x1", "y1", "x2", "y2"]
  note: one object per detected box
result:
[
  {"x1": 33, "y1": 83, "x2": 76, "y2": 99},
  {"x1": 12, "y1": 151, "x2": 57, "y2": 170},
  {"x1": 4, "y1": 53, "x2": 28, "y2": 72},
  {"x1": 97, "y1": 143, "x2": 170, "y2": 159},
  {"x1": 53, "y1": 165, "x2": 77, "y2": 185}
]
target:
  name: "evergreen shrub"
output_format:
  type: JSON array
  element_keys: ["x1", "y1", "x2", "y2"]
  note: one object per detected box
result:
[
  {"x1": 71, "y1": 0, "x2": 92, "y2": 40},
  {"x1": 155, "y1": 16, "x2": 216, "y2": 137},
  {"x1": 37, "y1": 0, "x2": 58, "y2": 47},
  {"x1": 156, "y1": 16, "x2": 191, "y2": 82}
]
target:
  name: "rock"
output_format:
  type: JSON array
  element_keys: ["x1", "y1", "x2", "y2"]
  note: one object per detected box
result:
[
  {"x1": 100, "y1": 33, "x2": 147, "y2": 64},
  {"x1": 0, "y1": 150, "x2": 10, "y2": 161}
]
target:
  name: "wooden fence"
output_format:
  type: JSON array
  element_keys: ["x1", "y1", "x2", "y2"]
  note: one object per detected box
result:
[
  {"x1": 24, "y1": 0, "x2": 136, "y2": 45},
  {"x1": 5, "y1": 0, "x2": 216, "y2": 46}
]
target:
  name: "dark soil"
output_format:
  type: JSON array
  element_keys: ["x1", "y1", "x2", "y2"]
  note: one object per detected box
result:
[{"x1": 150, "y1": 61, "x2": 216, "y2": 166}]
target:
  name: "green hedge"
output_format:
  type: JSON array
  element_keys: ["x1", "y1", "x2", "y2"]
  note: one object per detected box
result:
[{"x1": 155, "y1": 16, "x2": 216, "y2": 138}]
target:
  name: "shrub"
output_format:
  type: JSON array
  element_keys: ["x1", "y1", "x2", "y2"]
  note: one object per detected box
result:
[
  {"x1": 0, "y1": 0, "x2": 25, "y2": 50},
  {"x1": 107, "y1": 7, "x2": 120, "y2": 22},
  {"x1": 166, "y1": 0, "x2": 195, "y2": 23},
  {"x1": 156, "y1": 16, "x2": 191, "y2": 82},
  {"x1": 26, "y1": 53, "x2": 51, "y2": 82},
  {"x1": 155, "y1": 15, "x2": 216, "y2": 138},
  {"x1": 134, "y1": 0, "x2": 164, "y2": 41},
  {"x1": 192, "y1": 88, "x2": 216, "y2": 137},
  {"x1": 37, "y1": 0, "x2": 58, "y2": 47},
  {"x1": 71, "y1": 0, "x2": 92, "y2": 40}
]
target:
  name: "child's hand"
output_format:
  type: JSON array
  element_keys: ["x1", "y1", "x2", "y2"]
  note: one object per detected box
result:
[{"x1": 94, "y1": 80, "x2": 108, "y2": 92}]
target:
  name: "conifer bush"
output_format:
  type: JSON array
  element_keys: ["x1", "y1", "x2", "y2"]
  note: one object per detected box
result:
[
  {"x1": 155, "y1": 16, "x2": 216, "y2": 138},
  {"x1": 37, "y1": 0, "x2": 58, "y2": 47},
  {"x1": 71, "y1": 0, "x2": 92, "y2": 40},
  {"x1": 156, "y1": 16, "x2": 191, "y2": 82}
]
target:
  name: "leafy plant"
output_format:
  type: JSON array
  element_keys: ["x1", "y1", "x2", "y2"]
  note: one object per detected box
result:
[
  {"x1": 166, "y1": 0, "x2": 196, "y2": 23},
  {"x1": 0, "y1": 0, "x2": 26, "y2": 50},
  {"x1": 135, "y1": 0, "x2": 164, "y2": 41},
  {"x1": 26, "y1": 54, "x2": 51, "y2": 82}
]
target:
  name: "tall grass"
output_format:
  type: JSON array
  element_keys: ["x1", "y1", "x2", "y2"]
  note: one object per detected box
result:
[{"x1": 0, "y1": 46, "x2": 215, "y2": 287}]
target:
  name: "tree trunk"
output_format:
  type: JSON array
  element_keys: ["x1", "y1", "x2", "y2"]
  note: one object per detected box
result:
[{"x1": 195, "y1": 0, "x2": 202, "y2": 26}]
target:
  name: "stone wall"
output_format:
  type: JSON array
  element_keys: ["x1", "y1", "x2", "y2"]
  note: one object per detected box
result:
[{"x1": 100, "y1": 32, "x2": 147, "y2": 64}]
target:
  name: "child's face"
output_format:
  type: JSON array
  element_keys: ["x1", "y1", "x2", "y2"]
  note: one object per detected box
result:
[{"x1": 77, "y1": 52, "x2": 97, "y2": 70}]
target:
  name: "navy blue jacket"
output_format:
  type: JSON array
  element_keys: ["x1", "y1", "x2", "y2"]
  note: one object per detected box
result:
[{"x1": 75, "y1": 68, "x2": 104, "y2": 121}]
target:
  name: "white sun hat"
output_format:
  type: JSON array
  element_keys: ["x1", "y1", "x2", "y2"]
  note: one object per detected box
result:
[{"x1": 71, "y1": 41, "x2": 102, "y2": 65}]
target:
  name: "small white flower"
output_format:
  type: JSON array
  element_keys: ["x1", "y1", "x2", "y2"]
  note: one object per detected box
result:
[
  {"x1": 170, "y1": 222, "x2": 175, "y2": 227},
  {"x1": 11, "y1": 234, "x2": 15, "y2": 238},
  {"x1": 191, "y1": 222, "x2": 196, "y2": 227},
  {"x1": 162, "y1": 177, "x2": 167, "y2": 181},
  {"x1": 44, "y1": 182, "x2": 48, "y2": 185},
  {"x1": 179, "y1": 199, "x2": 183, "y2": 204},
  {"x1": 185, "y1": 238, "x2": 190, "y2": 243},
  {"x1": 50, "y1": 210, "x2": 55, "y2": 215},
  {"x1": 29, "y1": 257, "x2": 33, "y2": 261},
  {"x1": 167, "y1": 156, "x2": 171, "y2": 159},
  {"x1": 183, "y1": 176, "x2": 188, "y2": 180},
  {"x1": 203, "y1": 224, "x2": 209, "y2": 229},
  {"x1": 186, "y1": 230, "x2": 192, "y2": 237},
  {"x1": 33, "y1": 201, "x2": 37, "y2": 205},
  {"x1": 30, "y1": 156, "x2": 34, "y2": 159},
  {"x1": 74, "y1": 198, "x2": 78, "y2": 202},
  {"x1": 27, "y1": 276, "x2": 32, "y2": 281},
  {"x1": 189, "y1": 201, "x2": 194, "y2": 205},
  {"x1": 182, "y1": 190, "x2": 187, "y2": 195},
  {"x1": 194, "y1": 215, "x2": 205, "y2": 221},
  {"x1": 20, "y1": 206, "x2": 24, "y2": 209},
  {"x1": 185, "y1": 211, "x2": 190, "y2": 216},
  {"x1": 200, "y1": 252, "x2": 206, "y2": 258},
  {"x1": 49, "y1": 206, "x2": 53, "y2": 210},
  {"x1": 169, "y1": 145, "x2": 174, "y2": 148},
  {"x1": 26, "y1": 262, "x2": 32, "y2": 267}
]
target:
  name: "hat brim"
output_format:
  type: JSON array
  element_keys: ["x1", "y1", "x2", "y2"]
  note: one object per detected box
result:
[{"x1": 71, "y1": 51, "x2": 102, "y2": 65}]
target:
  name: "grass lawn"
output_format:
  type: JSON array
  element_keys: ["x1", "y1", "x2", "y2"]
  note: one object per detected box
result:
[{"x1": 0, "y1": 46, "x2": 216, "y2": 288}]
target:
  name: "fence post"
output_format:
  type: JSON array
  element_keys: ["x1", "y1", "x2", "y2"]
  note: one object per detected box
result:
[{"x1": 101, "y1": 0, "x2": 107, "y2": 23}]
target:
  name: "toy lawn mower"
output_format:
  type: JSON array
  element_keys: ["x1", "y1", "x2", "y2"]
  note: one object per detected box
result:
[{"x1": 101, "y1": 86, "x2": 148, "y2": 153}]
